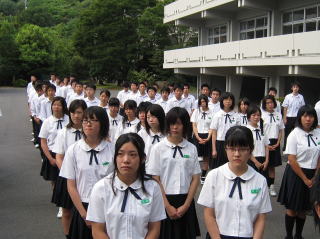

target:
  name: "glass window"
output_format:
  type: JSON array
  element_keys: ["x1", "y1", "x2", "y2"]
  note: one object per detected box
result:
[
  {"x1": 306, "y1": 21, "x2": 317, "y2": 31},
  {"x1": 283, "y1": 25, "x2": 292, "y2": 34},
  {"x1": 240, "y1": 32, "x2": 246, "y2": 40},
  {"x1": 247, "y1": 20, "x2": 255, "y2": 29},
  {"x1": 240, "y1": 16, "x2": 268, "y2": 40},
  {"x1": 283, "y1": 12, "x2": 292, "y2": 23},
  {"x1": 306, "y1": 7, "x2": 317, "y2": 19},
  {"x1": 207, "y1": 24, "x2": 227, "y2": 44},
  {"x1": 256, "y1": 30, "x2": 264, "y2": 38},
  {"x1": 220, "y1": 26, "x2": 227, "y2": 34},
  {"x1": 293, "y1": 23, "x2": 304, "y2": 33},
  {"x1": 220, "y1": 35, "x2": 227, "y2": 43},
  {"x1": 293, "y1": 9, "x2": 304, "y2": 21},
  {"x1": 214, "y1": 27, "x2": 220, "y2": 35},
  {"x1": 256, "y1": 17, "x2": 266, "y2": 27},
  {"x1": 214, "y1": 37, "x2": 219, "y2": 44},
  {"x1": 240, "y1": 22, "x2": 247, "y2": 31},
  {"x1": 247, "y1": 31, "x2": 254, "y2": 39}
]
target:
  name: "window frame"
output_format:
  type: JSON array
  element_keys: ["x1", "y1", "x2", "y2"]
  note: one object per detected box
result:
[
  {"x1": 207, "y1": 23, "x2": 228, "y2": 45},
  {"x1": 239, "y1": 15, "x2": 269, "y2": 40}
]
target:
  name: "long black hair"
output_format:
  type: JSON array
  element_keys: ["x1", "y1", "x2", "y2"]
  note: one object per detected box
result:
[
  {"x1": 122, "y1": 100, "x2": 137, "y2": 127},
  {"x1": 83, "y1": 106, "x2": 109, "y2": 140},
  {"x1": 136, "y1": 101, "x2": 152, "y2": 132},
  {"x1": 51, "y1": 96, "x2": 68, "y2": 116},
  {"x1": 66, "y1": 99, "x2": 87, "y2": 129},
  {"x1": 296, "y1": 105, "x2": 318, "y2": 131},
  {"x1": 145, "y1": 104, "x2": 166, "y2": 135},
  {"x1": 247, "y1": 104, "x2": 264, "y2": 135},
  {"x1": 225, "y1": 126, "x2": 254, "y2": 153},
  {"x1": 166, "y1": 107, "x2": 191, "y2": 139}
]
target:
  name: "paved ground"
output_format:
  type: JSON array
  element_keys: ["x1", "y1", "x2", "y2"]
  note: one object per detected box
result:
[{"x1": 0, "y1": 87, "x2": 318, "y2": 239}]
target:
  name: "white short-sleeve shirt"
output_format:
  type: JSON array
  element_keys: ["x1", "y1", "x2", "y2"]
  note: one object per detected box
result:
[
  {"x1": 315, "y1": 100, "x2": 320, "y2": 126},
  {"x1": 67, "y1": 93, "x2": 85, "y2": 107},
  {"x1": 86, "y1": 175, "x2": 166, "y2": 239},
  {"x1": 210, "y1": 110, "x2": 240, "y2": 141},
  {"x1": 261, "y1": 111, "x2": 285, "y2": 139},
  {"x1": 39, "y1": 115, "x2": 69, "y2": 151},
  {"x1": 146, "y1": 137, "x2": 201, "y2": 194},
  {"x1": 208, "y1": 101, "x2": 221, "y2": 115},
  {"x1": 144, "y1": 97, "x2": 157, "y2": 104},
  {"x1": 114, "y1": 118, "x2": 140, "y2": 141},
  {"x1": 237, "y1": 113, "x2": 248, "y2": 126},
  {"x1": 60, "y1": 139, "x2": 115, "y2": 203},
  {"x1": 166, "y1": 97, "x2": 187, "y2": 113},
  {"x1": 52, "y1": 127, "x2": 83, "y2": 155},
  {"x1": 190, "y1": 108, "x2": 214, "y2": 134},
  {"x1": 85, "y1": 97, "x2": 100, "y2": 107},
  {"x1": 108, "y1": 113, "x2": 123, "y2": 143},
  {"x1": 198, "y1": 163, "x2": 272, "y2": 238},
  {"x1": 39, "y1": 98, "x2": 53, "y2": 121},
  {"x1": 282, "y1": 93, "x2": 305, "y2": 117},
  {"x1": 155, "y1": 99, "x2": 169, "y2": 114},
  {"x1": 246, "y1": 124, "x2": 269, "y2": 157},
  {"x1": 182, "y1": 94, "x2": 196, "y2": 113},
  {"x1": 117, "y1": 90, "x2": 131, "y2": 105},
  {"x1": 285, "y1": 127, "x2": 320, "y2": 169}
]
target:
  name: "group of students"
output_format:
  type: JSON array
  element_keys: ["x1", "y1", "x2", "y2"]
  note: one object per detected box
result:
[{"x1": 26, "y1": 74, "x2": 320, "y2": 239}]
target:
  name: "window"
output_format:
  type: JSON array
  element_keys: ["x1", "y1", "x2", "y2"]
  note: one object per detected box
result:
[
  {"x1": 239, "y1": 16, "x2": 268, "y2": 40},
  {"x1": 282, "y1": 5, "x2": 320, "y2": 34},
  {"x1": 207, "y1": 24, "x2": 227, "y2": 44}
]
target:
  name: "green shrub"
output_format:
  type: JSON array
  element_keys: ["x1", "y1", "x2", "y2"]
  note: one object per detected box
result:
[{"x1": 12, "y1": 79, "x2": 27, "y2": 87}]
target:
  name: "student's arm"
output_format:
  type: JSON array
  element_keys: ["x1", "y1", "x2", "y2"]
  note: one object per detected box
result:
[
  {"x1": 40, "y1": 138, "x2": 56, "y2": 166},
  {"x1": 67, "y1": 179, "x2": 91, "y2": 226},
  {"x1": 275, "y1": 129, "x2": 284, "y2": 149},
  {"x1": 262, "y1": 146, "x2": 269, "y2": 171},
  {"x1": 145, "y1": 221, "x2": 161, "y2": 239},
  {"x1": 152, "y1": 176, "x2": 178, "y2": 220},
  {"x1": 253, "y1": 213, "x2": 266, "y2": 239},
  {"x1": 288, "y1": 155, "x2": 313, "y2": 188},
  {"x1": 176, "y1": 174, "x2": 200, "y2": 217},
  {"x1": 283, "y1": 107, "x2": 288, "y2": 125},
  {"x1": 250, "y1": 155, "x2": 262, "y2": 170},
  {"x1": 91, "y1": 222, "x2": 109, "y2": 239},
  {"x1": 204, "y1": 207, "x2": 221, "y2": 239},
  {"x1": 192, "y1": 122, "x2": 203, "y2": 144},
  {"x1": 56, "y1": 153, "x2": 64, "y2": 169},
  {"x1": 211, "y1": 129, "x2": 217, "y2": 158}
]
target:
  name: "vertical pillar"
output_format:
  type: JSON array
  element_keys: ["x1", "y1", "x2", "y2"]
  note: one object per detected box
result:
[{"x1": 226, "y1": 75, "x2": 243, "y2": 100}]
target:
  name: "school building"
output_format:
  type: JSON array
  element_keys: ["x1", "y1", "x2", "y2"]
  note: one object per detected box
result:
[{"x1": 163, "y1": 0, "x2": 320, "y2": 104}]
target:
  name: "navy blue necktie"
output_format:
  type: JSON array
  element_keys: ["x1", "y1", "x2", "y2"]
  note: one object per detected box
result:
[
  {"x1": 254, "y1": 129, "x2": 261, "y2": 140},
  {"x1": 307, "y1": 134, "x2": 317, "y2": 147},
  {"x1": 225, "y1": 114, "x2": 232, "y2": 124},
  {"x1": 269, "y1": 113, "x2": 276, "y2": 123},
  {"x1": 152, "y1": 135, "x2": 160, "y2": 144},
  {"x1": 201, "y1": 112, "x2": 207, "y2": 120},
  {"x1": 229, "y1": 177, "x2": 246, "y2": 200},
  {"x1": 74, "y1": 130, "x2": 81, "y2": 141},
  {"x1": 112, "y1": 120, "x2": 118, "y2": 126},
  {"x1": 242, "y1": 115, "x2": 247, "y2": 125},
  {"x1": 126, "y1": 122, "x2": 131, "y2": 127},
  {"x1": 121, "y1": 187, "x2": 142, "y2": 213},
  {"x1": 173, "y1": 146, "x2": 183, "y2": 158},
  {"x1": 57, "y1": 120, "x2": 63, "y2": 129},
  {"x1": 89, "y1": 149, "x2": 99, "y2": 165}
]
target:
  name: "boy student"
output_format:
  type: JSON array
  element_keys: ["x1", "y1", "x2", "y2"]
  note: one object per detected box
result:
[
  {"x1": 116, "y1": 81, "x2": 131, "y2": 108},
  {"x1": 145, "y1": 86, "x2": 157, "y2": 103},
  {"x1": 208, "y1": 88, "x2": 221, "y2": 114},
  {"x1": 282, "y1": 81, "x2": 305, "y2": 150},
  {"x1": 136, "y1": 82, "x2": 148, "y2": 105},
  {"x1": 30, "y1": 81, "x2": 44, "y2": 148},
  {"x1": 107, "y1": 97, "x2": 123, "y2": 143},
  {"x1": 195, "y1": 83, "x2": 211, "y2": 106},
  {"x1": 39, "y1": 84, "x2": 56, "y2": 121},
  {"x1": 84, "y1": 83, "x2": 100, "y2": 107},
  {"x1": 49, "y1": 74, "x2": 57, "y2": 86},
  {"x1": 168, "y1": 83, "x2": 174, "y2": 99},
  {"x1": 166, "y1": 83, "x2": 187, "y2": 112},
  {"x1": 153, "y1": 82, "x2": 161, "y2": 100},
  {"x1": 182, "y1": 83, "x2": 196, "y2": 114},
  {"x1": 67, "y1": 81, "x2": 84, "y2": 107},
  {"x1": 127, "y1": 82, "x2": 139, "y2": 102},
  {"x1": 66, "y1": 79, "x2": 77, "y2": 103},
  {"x1": 156, "y1": 87, "x2": 170, "y2": 113}
]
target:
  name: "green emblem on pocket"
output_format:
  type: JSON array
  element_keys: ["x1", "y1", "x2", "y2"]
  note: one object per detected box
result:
[
  {"x1": 102, "y1": 162, "x2": 109, "y2": 166},
  {"x1": 141, "y1": 199, "x2": 150, "y2": 204},
  {"x1": 183, "y1": 155, "x2": 190, "y2": 158},
  {"x1": 251, "y1": 188, "x2": 261, "y2": 194}
]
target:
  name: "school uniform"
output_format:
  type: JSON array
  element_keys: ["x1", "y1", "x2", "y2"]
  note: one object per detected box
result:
[
  {"x1": 51, "y1": 127, "x2": 83, "y2": 209},
  {"x1": 126, "y1": 91, "x2": 139, "y2": 103},
  {"x1": 144, "y1": 97, "x2": 157, "y2": 104},
  {"x1": 198, "y1": 163, "x2": 272, "y2": 239},
  {"x1": 246, "y1": 124, "x2": 270, "y2": 179},
  {"x1": 39, "y1": 97, "x2": 53, "y2": 121},
  {"x1": 117, "y1": 89, "x2": 131, "y2": 106},
  {"x1": 315, "y1": 100, "x2": 320, "y2": 126},
  {"x1": 138, "y1": 128, "x2": 165, "y2": 164},
  {"x1": 114, "y1": 118, "x2": 140, "y2": 141},
  {"x1": 107, "y1": 112, "x2": 123, "y2": 143},
  {"x1": 237, "y1": 113, "x2": 248, "y2": 126},
  {"x1": 67, "y1": 92, "x2": 85, "y2": 107},
  {"x1": 208, "y1": 101, "x2": 221, "y2": 115},
  {"x1": 136, "y1": 93, "x2": 149, "y2": 106},
  {"x1": 260, "y1": 100, "x2": 282, "y2": 116},
  {"x1": 195, "y1": 97, "x2": 212, "y2": 109},
  {"x1": 155, "y1": 92, "x2": 161, "y2": 100},
  {"x1": 39, "y1": 115, "x2": 69, "y2": 181},
  {"x1": 278, "y1": 127, "x2": 320, "y2": 211},
  {"x1": 99, "y1": 104, "x2": 109, "y2": 112},
  {"x1": 210, "y1": 110, "x2": 240, "y2": 168},
  {"x1": 84, "y1": 97, "x2": 100, "y2": 107},
  {"x1": 86, "y1": 174, "x2": 167, "y2": 239},
  {"x1": 190, "y1": 108, "x2": 214, "y2": 158},
  {"x1": 60, "y1": 138, "x2": 115, "y2": 239},
  {"x1": 146, "y1": 138, "x2": 201, "y2": 239},
  {"x1": 66, "y1": 90, "x2": 75, "y2": 104},
  {"x1": 182, "y1": 94, "x2": 196, "y2": 114},
  {"x1": 155, "y1": 99, "x2": 169, "y2": 114},
  {"x1": 166, "y1": 97, "x2": 187, "y2": 113},
  {"x1": 262, "y1": 111, "x2": 284, "y2": 167}
]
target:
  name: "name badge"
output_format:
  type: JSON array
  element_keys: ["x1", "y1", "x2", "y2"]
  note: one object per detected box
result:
[
  {"x1": 102, "y1": 162, "x2": 109, "y2": 166},
  {"x1": 183, "y1": 155, "x2": 190, "y2": 158},
  {"x1": 251, "y1": 188, "x2": 261, "y2": 194},
  {"x1": 141, "y1": 199, "x2": 151, "y2": 205}
]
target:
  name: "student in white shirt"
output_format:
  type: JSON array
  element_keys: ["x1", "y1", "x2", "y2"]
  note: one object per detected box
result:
[
  {"x1": 261, "y1": 95, "x2": 285, "y2": 197},
  {"x1": 152, "y1": 82, "x2": 162, "y2": 100},
  {"x1": 198, "y1": 126, "x2": 272, "y2": 239},
  {"x1": 182, "y1": 83, "x2": 196, "y2": 114},
  {"x1": 59, "y1": 106, "x2": 115, "y2": 239},
  {"x1": 246, "y1": 105, "x2": 270, "y2": 180},
  {"x1": 147, "y1": 107, "x2": 201, "y2": 239},
  {"x1": 208, "y1": 88, "x2": 221, "y2": 114},
  {"x1": 267, "y1": 87, "x2": 282, "y2": 115},
  {"x1": 107, "y1": 97, "x2": 123, "y2": 143},
  {"x1": 116, "y1": 81, "x2": 131, "y2": 109},
  {"x1": 278, "y1": 105, "x2": 320, "y2": 239},
  {"x1": 315, "y1": 100, "x2": 320, "y2": 127},
  {"x1": 138, "y1": 104, "x2": 166, "y2": 162},
  {"x1": 145, "y1": 86, "x2": 158, "y2": 103},
  {"x1": 126, "y1": 82, "x2": 139, "y2": 103},
  {"x1": 84, "y1": 83, "x2": 100, "y2": 107},
  {"x1": 166, "y1": 83, "x2": 187, "y2": 113},
  {"x1": 282, "y1": 81, "x2": 305, "y2": 150},
  {"x1": 66, "y1": 79, "x2": 77, "y2": 104},
  {"x1": 210, "y1": 92, "x2": 240, "y2": 169},
  {"x1": 136, "y1": 101, "x2": 152, "y2": 133},
  {"x1": 195, "y1": 83, "x2": 212, "y2": 106},
  {"x1": 191, "y1": 95, "x2": 213, "y2": 184},
  {"x1": 39, "y1": 84, "x2": 56, "y2": 121},
  {"x1": 67, "y1": 81, "x2": 85, "y2": 107},
  {"x1": 30, "y1": 81, "x2": 44, "y2": 148},
  {"x1": 136, "y1": 82, "x2": 149, "y2": 105},
  {"x1": 39, "y1": 97, "x2": 69, "y2": 183},
  {"x1": 155, "y1": 87, "x2": 170, "y2": 113},
  {"x1": 99, "y1": 89, "x2": 110, "y2": 111},
  {"x1": 168, "y1": 83, "x2": 174, "y2": 99},
  {"x1": 52, "y1": 99, "x2": 87, "y2": 237},
  {"x1": 87, "y1": 133, "x2": 166, "y2": 239},
  {"x1": 237, "y1": 97, "x2": 250, "y2": 126}
]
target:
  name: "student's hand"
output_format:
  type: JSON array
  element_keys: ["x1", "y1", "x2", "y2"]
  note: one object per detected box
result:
[
  {"x1": 262, "y1": 161, "x2": 269, "y2": 171},
  {"x1": 34, "y1": 117, "x2": 41, "y2": 124},
  {"x1": 166, "y1": 205, "x2": 178, "y2": 220},
  {"x1": 177, "y1": 204, "x2": 189, "y2": 218},
  {"x1": 212, "y1": 149, "x2": 217, "y2": 158},
  {"x1": 49, "y1": 158, "x2": 56, "y2": 166},
  {"x1": 84, "y1": 220, "x2": 92, "y2": 228},
  {"x1": 268, "y1": 145, "x2": 275, "y2": 151},
  {"x1": 304, "y1": 178, "x2": 313, "y2": 188},
  {"x1": 283, "y1": 117, "x2": 287, "y2": 125},
  {"x1": 254, "y1": 161, "x2": 263, "y2": 170}
]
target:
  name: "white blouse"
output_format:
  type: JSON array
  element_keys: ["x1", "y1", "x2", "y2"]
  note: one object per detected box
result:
[
  {"x1": 261, "y1": 111, "x2": 285, "y2": 139},
  {"x1": 190, "y1": 108, "x2": 214, "y2": 134},
  {"x1": 210, "y1": 110, "x2": 240, "y2": 141}
]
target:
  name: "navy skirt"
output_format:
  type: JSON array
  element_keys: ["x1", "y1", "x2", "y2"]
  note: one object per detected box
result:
[
  {"x1": 40, "y1": 151, "x2": 58, "y2": 181},
  {"x1": 206, "y1": 234, "x2": 253, "y2": 239},
  {"x1": 268, "y1": 138, "x2": 282, "y2": 167},
  {"x1": 69, "y1": 203, "x2": 92, "y2": 239},
  {"x1": 211, "y1": 140, "x2": 227, "y2": 169},
  {"x1": 51, "y1": 175, "x2": 73, "y2": 209},
  {"x1": 278, "y1": 164, "x2": 315, "y2": 211},
  {"x1": 247, "y1": 157, "x2": 268, "y2": 180},
  {"x1": 193, "y1": 133, "x2": 212, "y2": 158},
  {"x1": 160, "y1": 194, "x2": 200, "y2": 239}
]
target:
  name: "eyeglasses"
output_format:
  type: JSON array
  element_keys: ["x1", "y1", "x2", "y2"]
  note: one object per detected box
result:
[
  {"x1": 82, "y1": 119, "x2": 99, "y2": 124},
  {"x1": 225, "y1": 147, "x2": 250, "y2": 153}
]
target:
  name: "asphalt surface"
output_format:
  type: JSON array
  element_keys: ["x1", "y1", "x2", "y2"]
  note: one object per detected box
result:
[{"x1": 0, "y1": 87, "x2": 318, "y2": 239}]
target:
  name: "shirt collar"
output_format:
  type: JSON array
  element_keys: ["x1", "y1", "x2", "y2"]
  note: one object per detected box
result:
[
  {"x1": 78, "y1": 138, "x2": 109, "y2": 152},
  {"x1": 113, "y1": 174, "x2": 142, "y2": 191},
  {"x1": 71, "y1": 127, "x2": 82, "y2": 133},
  {"x1": 149, "y1": 130, "x2": 164, "y2": 138},
  {"x1": 163, "y1": 137, "x2": 188, "y2": 148},
  {"x1": 127, "y1": 118, "x2": 140, "y2": 125},
  {"x1": 53, "y1": 115, "x2": 68, "y2": 121},
  {"x1": 221, "y1": 163, "x2": 255, "y2": 181}
]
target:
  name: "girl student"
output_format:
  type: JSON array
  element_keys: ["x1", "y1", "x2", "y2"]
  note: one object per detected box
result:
[
  {"x1": 261, "y1": 95, "x2": 285, "y2": 197},
  {"x1": 146, "y1": 107, "x2": 201, "y2": 239},
  {"x1": 210, "y1": 92, "x2": 240, "y2": 169},
  {"x1": 59, "y1": 106, "x2": 115, "y2": 239},
  {"x1": 86, "y1": 133, "x2": 167, "y2": 239},
  {"x1": 99, "y1": 89, "x2": 111, "y2": 110},
  {"x1": 138, "y1": 104, "x2": 166, "y2": 162},
  {"x1": 238, "y1": 97, "x2": 250, "y2": 126},
  {"x1": 51, "y1": 99, "x2": 87, "y2": 237},
  {"x1": 39, "y1": 96, "x2": 69, "y2": 184},
  {"x1": 246, "y1": 105, "x2": 270, "y2": 180},
  {"x1": 107, "y1": 97, "x2": 123, "y2": 144},
  {"x1": 190, "y1": 94, "x2": 214, "y2": 184},
  {"x1": 136, "y1": 101, "x2": 152, "y2": 133},
  {"x1": 278, "y1": 105, "x2": 320, "y2": 239},
  {"x1": 198, "y1": 126, "x2": 272, "y2": 239}
]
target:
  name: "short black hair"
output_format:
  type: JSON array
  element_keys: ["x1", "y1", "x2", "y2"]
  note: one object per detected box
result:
[
  {"x1": 34, "y1": 81, "x2": 44, "y2": 91},
  {"x1": 165, "y1": 107, "x2": 191, "y2": 139},
  {"x1": 51, "y1": 96, "x2": 68, "y2": 115},
  {"x1": 147, "y1": 86, "x2": 157, "y2": 93},
  {"x1": 211, "y1": 88, "x2": 221, "y2": 95},
  {"x1": 100, "y1": 89, "x2": 110, "y2": 98},
  {"x1": 261, "y1": 95, "x2": 276, "y2": 111},
  {"x1": 67, "y1": 99, "x2": 87, "y2": 128},
  {"x1": 173, "y1": 83, "x2": 183, "y2": 91},
  {"x1": 146, "y1": 104, "x2": 166, "y2": 135},
  {"x1": 83, "y1": 106, "x2": 109, "y2": 140},
  {"x1": 225, "y1": 126, "x2": 254, "y2": 153},
  {"x1": 123, "y1": 100, "x2": 137, "y2": 126},
  {"x1": 108, "y1": 97, "x2": 120, "y2": 107},
  {"x1": 138, "y1": 101, "x2": 152, "y2": 114},
  {"x1": 296, "y1": 105, "x2": 318, "y2": 130},
  {"x1": 139, "y1": 82, "x2": 146, "y2": 87},
  {"x1": 161, "y1": 87, "x2": 170, "y2": 94},
  {"x1": 268, "y1": 87, "x2": 277, "y2": 94},
  {"x1": 183, "y1": 83, "x2": 190, "y2": 89},
  {"x1": 86, "y1": 83, "x2": 96, "y2": 91},
  {"x1": 75, "y1": 81, "x2": 83, "y2": 86},
  {"x1": 247, "y1": 104, "x2": 261, "y2": 120},
  {"x1": 291, "y1": 81, "x2": 301, "y2": 89},
  {"x1": 197, "y1": 94, "x2": 209, "y2": 108},
  {"x1": 122, "y1": 81, "x2": 130, "y2": 88},
  {"x1": 46, "y1": 84, "x2": 56, "y2": 92},
  {"x1": 131, "y1": 82, "x2": 138, "y2": 87},
  {"x1": 238, "y1": 97, "x2": 250, "y2": 112},
  {"x1": 201, "y1": 83, "x2": 210, "y2": 90},
  {"x1": 220, "y1": 92, "x2": 235, "y2": 110}
]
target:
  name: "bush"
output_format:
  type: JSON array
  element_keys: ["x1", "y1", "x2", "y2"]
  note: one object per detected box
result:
[{"x1": 12, "y1": 79, "x2": 27, "y2": 87}]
